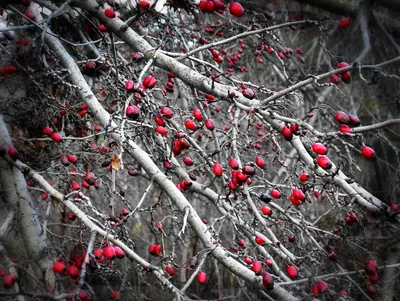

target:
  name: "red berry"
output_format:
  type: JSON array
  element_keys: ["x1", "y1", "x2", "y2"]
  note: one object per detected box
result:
[
  {"x1": 287, "y1": 265, "x2": 298, "y2": 279},
  {"x1": 193, "y1": 108, "x2": 203, "y2": 121},
  {"x1": 255, "y1": 235, "x2": 265, "y2": 245},
  {"x1": 242, "y1": 165, "x2": 255, "y2": 176},
  {"x1": 97, "y1": 24, "x2": 107, "y2": 32},
  {"x1": 281, "y1": 126, "x2": 293, "y2": 141},
  {"x1": 292, "y1": 189, "x2": 305, "y2": 201},
  {"x1": 165, "y1": 265, "x2": 174, "y2": 276},
  {"x1": 213, "y1": 163, "x2": 223, "y2": 176},
  {"x1": 143, "y1": 75, "x2": 157, "y2": 89},
  {"x1": 270, "y1": 189, "x2": 281, "y2": 199},
  {"x1": 339, "y1": 17, "x2": 351, "y2": 29},
  {"x1": 265, "y1": 259, "x2": 273, "y2": 266},
  {"x1": 197, "y1": 271, "x2": 207, "y2": 284},
  {"x1": 42, "y1": 126, "x2": 53, "y2": 136},
  {"x1": 361, "y1": 146, "x2": 375, "y2": 159},
  {"x1": 103, "y1": 245, "x2": 116, "y2": 259},
  {"x1": 104, "y1": 8, "x2": 115, "y2": 18},
  {"x1": 185, "y1": 119, "x2": 197, "y2": 131},
  {"x1": 67, "y1": 265, "x2": 79, "y2": 278},
  {"x1": 229, "y1": 2, "x2": 244, "y2": 17},
  {"x1": 312, "y1": 143, "x2": 327, "y2": 155},
  {"x1": 71, "y1": 182, "x2": 80, "y2": 191},
  {"x1": 53, "y1": 260, "x2": 66, "y2": 274},
  {"x1": 113, "y1": 246, "x2": 125, "y2": 258},
  {"x1": 126, "y1": 80, "x2": 135, "y2": 90},
  {"x1": 139, "y1": 0, "x2": 150, "y2": 8},
  {"x1": 339, "y1": 124, "x2": 353, "y2": 133},
  {"x1": 335, "y1": 111, "x2": 350, "y2": 124},
  {"x1": 252, "y1": 261, "x2": 262, "y2": 274},
  {"x1": 3, "y1": 274, "x2": 16, "y2": 288},
  {"x1": 299, "y1": 173, "x2": 309, "y2": 182},
  {"x1": 161, "y1": 107, "x2": 173, "y2": 119},
  {"x1": 228, "y1": 158, "x2": 239, "y2": 170},
  {"x1": 261, "y1": 206, "x2": 272, "y2": 216},
  {"x1": 205, "y1": 119, "x2": 215, "y2": 131},
  {"x1": 290, "y1": 194, "x2": 302, "y2": 206},
  {"x1": 41, "y1": 192, "x2": 49, "y2": 200},
  {"x1": 7, "y1": 147, "x2": 18, "y2": 160},
  {"x1": 51, "y1": 132, "x2": 63, "y2": 143},
  {"x1": 262, "y1": 272, "x2": 274, "y2": 290},
  {"x1": 67, "y1": 154, "x2": 78, "y2": 164},
  {"x1": 329, "y1": 74, "x2": 341, "y2": 85},
  {"x1": 126, "y1": 105, "x2": 140, "y2": 120},
  {"x1": 155, "y1": 126, "x2": 167, "y2": 135},
  {"x1": 255, "y1": 156, "x2": 266, "y2": 169},
  {"x1": 183, "y1": 157, "x2": 193, "y2": 166},
  {"x1": 94, "y1": 248, "x2": 103, "y2": 258},
  {"x1": 317, "y1": 155, "x2": 332, "y2": 169},
  {"x1": 110, "y1": 291, "x2": 119, "y2": 299}
]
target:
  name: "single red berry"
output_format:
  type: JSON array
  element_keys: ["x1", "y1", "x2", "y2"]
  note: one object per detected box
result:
[
  {"x1": 205, "y1": 119, "x2": 215, "y2": 131},
  {"x1": 252, "y1": 261, "x2": 262, "y2": 275},
  {"x1": 67, "y1": 265, "x2": 79, "y2": 278},
  {"x1": 290, "y1": 194, "x2": 302, "y2": 206},
  {"x1": 193, "y1": 108, "x2": 203, "y2": 121},
  {"x1": 197, "y1": 271, "x2": 207, "y2": 284},
  {"x1": 126, "y1": 105, "x2": 140, "y2": 120},
  {"x1": 126, "y1": 80, "x2": 135, "y2": 90},
  {"x1": 110, "y1": 291, "x2": 119, "y2": 299},
  {"x1": 213, "y1": 163, "x2": 223, "y2": 176},
  {"x1": 255, "y1": 156, "x2": 266, "y2": 169},
  {"x1": 71, "y1": 182, "x2": 80, "y2": 191},
  {"x1": 185, "y1": 119, "x2": 197, "y2": 131},
  {"x1": 3, "y1": 274, "x2": 16, "y2": 288},
  {"x1": 262, "y1": 272, "x2": 274, "y2": 290},
  {"x1": 42, "y1": 126, "x2": 54, "y2": 136},
  {"x1": 155, "y1": 126, "x2": 167, "y2": 135},
  {"x1": 312, "y1": 143, "x2": 327, "y2": 155},
  {"x1": 161, "y1": 107, "x2": 173, "y2": 119},
  {"x1": 51, "y1": 132, "x2": 63, "y2": 143},
  {"x1": 104, "y1": 8, "x2": 115, "y2": 18},
  {"x1": 261, "y1": 206, "x2": 272, "y2": 216},
  {"x1": 339, "y1": 124, "x2": 353, "y2": 133},
  {"x1": 255, "y1": 235, "x2": 265, "y2": 245},
  {"x1": 93, "y1": 248, "x2": 103, "y2": 258},
  {"x1": 287, "y1": 265, "x2": 298, "y2": 279},
  {"x1": 292, "y1": 189, "x2": 305, "y2": 201},
  {"x1": 334, "y1": 111, "x2": 350, "y2": 124},
  {"x1": 139, "y1": 0, "x2": 150, "y2": 8},
  {"x1": 53, "y1": 260, "x2": 66, "y2": 274},
  {"x1": 229, "y1": 2, "x2": 244, "y2": 17},
  {"x1": 339, "y1": 17, "x2": 351, "y2": 29},
  {"x1": 299, "y1": 173, "x2": 309, "y2": 182},
  {"x1": 165, "y1": 265, "x2": 174, "y2": 276},
  {"x1": 67, "y1": 154, "x2": 78, "y2": 164},
  {"x1": 281, "y1": 126, "x2": 293, "y2": 141},
  {"x1": 143, "y1": 75, "x2": 157, "y2": 89},
  {"x1": 270, "y1": 189, "x2": 281, "y2": 199},
  {"x1": 41, "y1": 192, "x2": 49, "y2": 200},
  {"x1": 183, "y1": 157, "x2": 194, "y2": 166},
  {"x1": 361, "y1": 146, "x2": 375, "y2": 159},
  {"x1": 317, "y1": 155, "x2": 332, "y2": 169},
  {"x1": 103, "y1": 245, "x2": 116, "y2": 259},
  {"x1": 113, "y1": 246, "x2": 125, "y2": 258}
]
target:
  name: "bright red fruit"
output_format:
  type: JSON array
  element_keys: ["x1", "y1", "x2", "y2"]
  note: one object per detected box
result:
[
  {"x1": 110, "y1": 291, "x2": 119, "y2": 299},
  {"x1": 213, "y1": 163, "x2": 223, "y2": 176},
  {"x1": 339, "y1": 124, "x2": 353, "y2": 133},
  {"x1": 334, "y1": 111, "x2": 350, "y2": 124},
  {"x1": 161, "y1": 107, "x2": 173, "y2": 119},
  {"x1": 287, "y1": 265, "x2": 298, "y2": 279},
  {"x1": 229, "y1": 2, "x2": 244, "y2": 17},
  {"x1": 113, "y1": 246, "x2": 125, "y2": 258},
  {"x1": 71, "y1": 182, "x2": 80, "y2": 191},
  {"x1": 139, "y1": 0, "x2": 150, "y2": 8},
  {"x1": 299, "y1": 173, "x2": 309, "y2": 182},
  {"x1": 103, "y1": 245, "x2": 116, "y2": 259},
  {"x1": 339, "y1": 17, "x2": 351, "y2": 29},
  {"x1": 292, "y1": 189, "x2": 305, "y2": 201},
  {"x1": 3, "y1": 274, "x2": 16, "y2": 288},
  {"x1": 255, "y1": 235, "x2": 265, "y2": 245},
  {"x1": 262, "y1": 272, "x2": 274, "y2": 290},
  {"x1": 143, "y1": 75, "x2": 157, "y2": 89},
  {"x1": 252, "y1": 261, "x2": 262, "y2": 274},
  {"x1": 42, "y1": 126, "x2": 53, "y2": 136},
  {"x1": 290, "y1": 194, "x2": 301, "y2": 206},
  {"x1": 281, "y1": 126, "x2": 293, "y2": 141},
  {"x1": 229, "y1": 158, "x2": 239, "y2": 170},
  {"x1": 125, "y1": 80, "x2": 135, "y2": 90},
  {"x1": 270, "y1": 189, "x2": 281, "y2": 199},
  {"x1": 205, "y1": 119, "x2": 215, "y2": 130},
  {"x1": 165, "y1": 265, "x2": 174, "y2": 276},
  {"x1": 197, "y1": 271, "x2": 207, "y2": 284},
  {"x1": 255, "y1": 156, "x2": 266, "y2": 169},
  {"x1": 185, "y1": 119, "x2": 197, "y2": 131},
  {"x1": 312, "y1": 143, "x2": 327, "y2": 155},
  {"x1": 126, "y1": 105, "x2": 140, "y2": 120},
  {"x1": 361, "y1": 146, "x2": 375, "y2": 159},
  {"x1": 317, "y1": 155, "x2": 332, "y2": 169},
  {"x1": 94, "y1": 248, "x2": 103, "y2": 258},
  {"x1": 329, "y1": 74, "x2": 340, "y2": 85},
  {"x1": 51, "y1": 132, "x2": 63, "y2": 143},
  {"x1": 53, "y1": 260, "x2": 66, "y2": 274},
  {"x1": 193, "y1": 108, "x2": 203, "y2": 121},
  {"x1": 155, "y1": 126, "x2": 167, "y2": 135},
  {"x1": 67, "y1": 154, "x2": 78, "y2": 164},
  {"x1": 67, "y1": 265, "x2": 79, "y2": 278},
  {"x1": 183, "y1": 157, "x2": 193, "y2": 166},
  {"x1": 261, "y1": 206, "x2": 272, "y2": 216},
  {"x1": 104, "y1": 8, "x2": 115, "y2": 18},
  {"x1": 7, "y1": 147, "x2": 18, "y2": 160}
]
